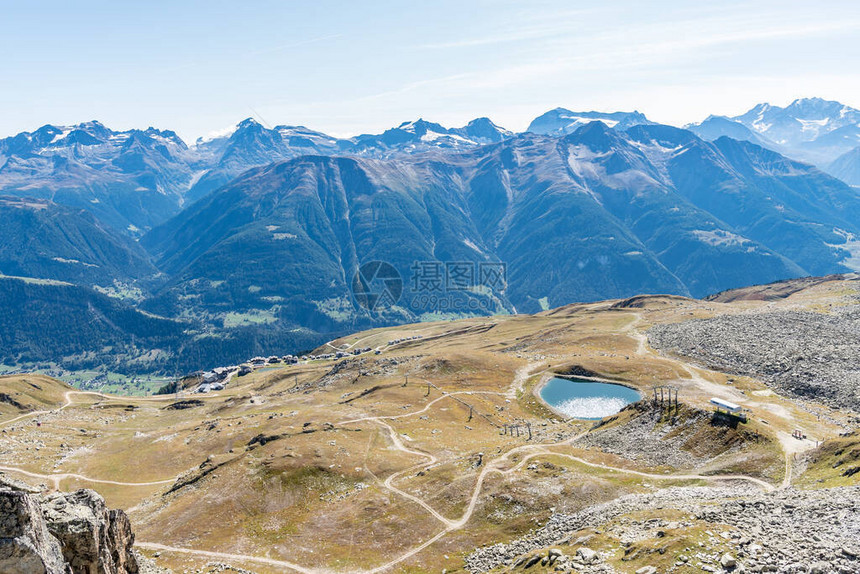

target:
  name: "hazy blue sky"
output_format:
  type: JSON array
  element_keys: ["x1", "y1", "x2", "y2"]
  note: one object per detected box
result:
[{"x1": 2, "y1": 0, "x2": 859, "y2": 142}]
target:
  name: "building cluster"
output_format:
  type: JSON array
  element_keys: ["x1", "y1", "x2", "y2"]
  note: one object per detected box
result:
[{"x1": 190, "y1": 334, "x2": 423, "y2": 394}]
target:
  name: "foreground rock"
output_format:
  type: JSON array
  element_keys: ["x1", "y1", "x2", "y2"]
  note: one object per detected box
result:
[{"x1": 0, "y1": 482, "x2": 138, "y2": 574}]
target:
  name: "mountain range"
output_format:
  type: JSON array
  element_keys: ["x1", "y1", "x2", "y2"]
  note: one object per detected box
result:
[
  {"x1": 687, "y1": 97, "x2": 860, "y2": 184},
  {"x1": 1, "y1": 98, "x2": 859, "y2": 379}
]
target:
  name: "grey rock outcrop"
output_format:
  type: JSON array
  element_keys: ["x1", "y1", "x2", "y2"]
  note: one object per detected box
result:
[
  {"x1": 0, "y1": 486, "x2": 138, "y2": 574},
  {"x1": 0, "y1": 490, "x2": 66, "y2": 574}
]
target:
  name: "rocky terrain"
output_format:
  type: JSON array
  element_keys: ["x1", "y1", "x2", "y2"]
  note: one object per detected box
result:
[
  {"x1": 467, "y1": 485, "x2": 860, "y2": 573},
  {"x1": 649, "y1": 301, "x2": 860, "y2": 413},
  {"x1": 0, "y1": 474, "x2": 138, "y2": 573},
  {"x1": 574, "y1": 403, "x2": 775, "y2": 473},
  {"x1": 0, "y1": 275, "x2": 857, "y2": 573}
]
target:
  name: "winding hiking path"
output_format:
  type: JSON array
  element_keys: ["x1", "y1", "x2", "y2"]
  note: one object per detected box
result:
[
  {"x1": 135, "y1": 542, "x2": 319, "y2": 574},
  {"x1": 0, "y1": 390, "x2": 208, "y2": 489},
  {"x1": 143, "y1": 360, "x2": 779, "y2": 574},
  {"x1": 2, "y1": 333, "x2": 787, "y2": 574},
  {"x1": 0, "y1": 465, "x2": 176, "y2": 491}
]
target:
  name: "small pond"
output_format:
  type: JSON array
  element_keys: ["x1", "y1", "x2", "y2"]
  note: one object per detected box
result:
[{"x1": 540, "y1": 377, "x2": 641, "y2": 420}]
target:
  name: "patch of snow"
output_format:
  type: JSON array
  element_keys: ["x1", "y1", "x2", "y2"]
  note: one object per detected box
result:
[
  {"x1": 186, "y1": 169, "x2": 207, "y2": 191},
  {"x1": 558, "y1": 113, "x2": 619, "y2": 129},
  {"x1": 420, "y1": 131, "x2": 472, "y2": 145},
  {"x1": 49, "y1": 128, "x2": 73, "y2": 144}
]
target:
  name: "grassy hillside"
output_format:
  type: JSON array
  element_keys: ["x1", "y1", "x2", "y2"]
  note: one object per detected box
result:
[{"x1": 0, "y1": 374, "x2": 70, "y2": 418}]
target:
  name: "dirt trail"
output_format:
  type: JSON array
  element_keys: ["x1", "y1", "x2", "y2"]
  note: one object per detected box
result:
[
  {"x1": 2, "y1": 335, "x2": 791, "y2": 574},
  {"x1": 330, "y1": 381, "x2": 777, "y2": 573},
  {"x1": 0, "y1": 465, "x2": 176, "y2": 491},
  {"x1": 135, "y1": 542, "x2": 319, "y2": 574},
  {"x1": 507, "y1": 362, "x2": 544, "y2": 399}
]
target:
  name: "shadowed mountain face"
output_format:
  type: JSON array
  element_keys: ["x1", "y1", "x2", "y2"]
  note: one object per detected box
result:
[
  {"x1": 143, "y1": 122, "x2": 860, "y2": 334},
  {"x1": 0, "y1": 196, "x2": 157, "y2": 288}
]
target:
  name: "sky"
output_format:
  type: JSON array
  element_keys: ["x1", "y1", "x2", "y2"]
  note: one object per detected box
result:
[{"x1": 1, "y1": 0, "x2": 859, "y2": 143}]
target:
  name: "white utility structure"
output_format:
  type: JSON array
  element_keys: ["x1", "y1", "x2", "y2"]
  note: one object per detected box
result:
[{"x1": 710, "y1": 397, "x2": 741, "y2": 412}]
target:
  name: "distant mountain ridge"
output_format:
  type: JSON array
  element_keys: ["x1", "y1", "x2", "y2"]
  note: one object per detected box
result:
[
  {"x1": 3, "y1": 97, "x2": 857, "y2": 240},
  {"x1": 3, "y1": 101, "x2": 860, "y2": 376},
  {"x1": 141, "y1": 121, "x2": 860, "y2": 345},
  {"x1": 527, "y1": 108, "x2": 653, "y2": 135},
  {"x1": 0, "y1": 120, "x2": 193, "y2": 234},
  {"x1": 687, "y1": 97, "x2": 860, "y2": 177}
]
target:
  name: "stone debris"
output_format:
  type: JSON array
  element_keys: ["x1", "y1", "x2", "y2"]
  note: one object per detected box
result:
[
  {"x1": 648, "y1": 305, "x2": 860, "y2": 414},
  {"x1": 574, "y1": 402, "x2": 753, "y2": 470},
  {"x1": 466, "y1": 485, "x2": 860, "y2": 573}
]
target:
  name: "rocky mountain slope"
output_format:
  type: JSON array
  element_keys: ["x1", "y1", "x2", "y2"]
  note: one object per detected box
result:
[
  {"x1": 467, "y1": 485, "x2": 860, "y2": 573},
  {"x1": 649, "y1": 298, "x2": 860, "y2": 411}
]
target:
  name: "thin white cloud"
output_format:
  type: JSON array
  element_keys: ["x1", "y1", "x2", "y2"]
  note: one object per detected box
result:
[{"x1": 418, "y1": 8, "x2": 602, "y2": 49}]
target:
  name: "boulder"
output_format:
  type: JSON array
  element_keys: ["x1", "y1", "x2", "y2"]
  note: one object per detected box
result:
[
  {"x1": 720, "y1": 553, "x2": 737, "y2": 569},
  {"x1": 576, "y1": 547, "x2": 599, "y2": 564}
]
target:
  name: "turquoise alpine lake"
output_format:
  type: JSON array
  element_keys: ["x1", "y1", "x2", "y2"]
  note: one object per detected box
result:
[{"x1": 540, "y1": 377, "x2": 641, "y2": 420}]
